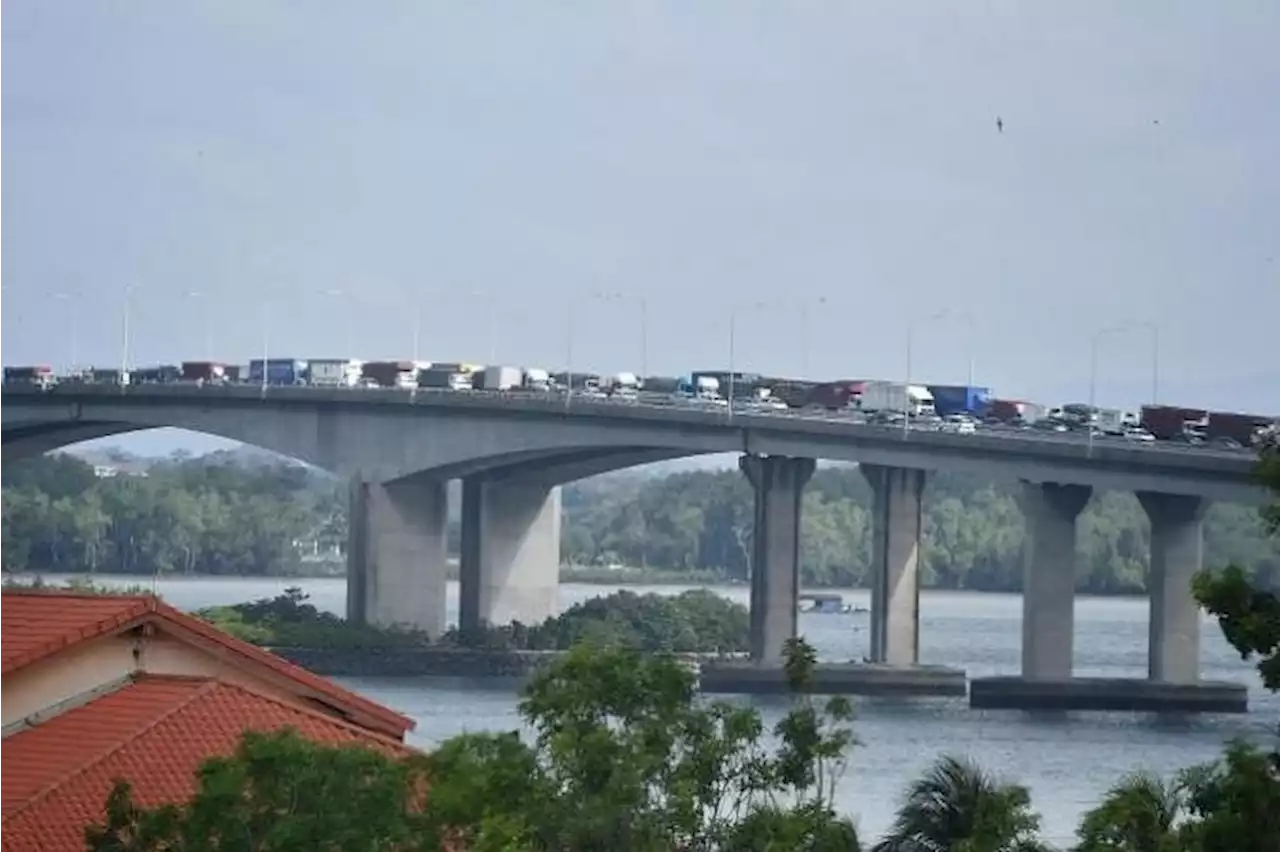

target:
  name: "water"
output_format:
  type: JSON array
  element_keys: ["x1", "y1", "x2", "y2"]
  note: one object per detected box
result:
[{"x1": 56, "y1": 575, "x2": 1279, "y2": 846}]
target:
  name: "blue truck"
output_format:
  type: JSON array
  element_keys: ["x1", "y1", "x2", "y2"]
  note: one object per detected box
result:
[
  {"x1": 248, "y1": 359, "x2": 309, "y2": 386},
  {"x1": 927, "y1": 385, "x2": 992, "y2": 418}
]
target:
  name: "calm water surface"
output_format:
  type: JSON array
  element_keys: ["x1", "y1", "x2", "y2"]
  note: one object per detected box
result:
[{"x1": 69, "y1": 575, "x2": 1278, "y2": 846}]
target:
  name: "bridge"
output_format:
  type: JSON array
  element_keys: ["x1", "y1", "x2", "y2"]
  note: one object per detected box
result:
[{"x1": 2, "y1": 383, "x2": 1267, "y2": 711}]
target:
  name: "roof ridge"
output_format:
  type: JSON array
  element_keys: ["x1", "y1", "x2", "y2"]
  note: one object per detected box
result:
[
  {"x1": 1, "y1": 596, "x2": 159, "y2": 675},
  {"x1": 3, "y1": 676, "x2": 216, "y2": 823}
]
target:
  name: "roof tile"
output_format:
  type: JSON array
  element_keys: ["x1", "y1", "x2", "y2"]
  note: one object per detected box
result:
[{"x1": 1, "y1": 674, "x2": 417, "y2": 852}]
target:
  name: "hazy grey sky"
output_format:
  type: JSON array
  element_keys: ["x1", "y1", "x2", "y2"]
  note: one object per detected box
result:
[{"x1": 4, "y1": 0, "x2": 1278, "y2": 428}]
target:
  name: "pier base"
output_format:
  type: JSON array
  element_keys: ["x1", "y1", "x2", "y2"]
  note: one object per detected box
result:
[
  {"x1": 969, "y1": 676, "x2": 1247, "y2": 713},
  {"x1": 699, "y1": 661, "x2": 967, "y2": 697}
]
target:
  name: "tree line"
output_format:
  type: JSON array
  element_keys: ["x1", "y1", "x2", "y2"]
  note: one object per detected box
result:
[{"x1": 4, "y1": 451, "x2": 1279, "y2": 595}]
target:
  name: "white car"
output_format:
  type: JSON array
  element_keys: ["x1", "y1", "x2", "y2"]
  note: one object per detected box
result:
[
  {"x1": 1125, "y1": 429, "x2": 1157, "y2": 443},
  {"x1": 942, "y1": 415, "x2": 977, "y2": 435}
]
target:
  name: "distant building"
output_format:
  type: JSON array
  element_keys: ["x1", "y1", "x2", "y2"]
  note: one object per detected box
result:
[{"x1": 1, "y1": 590, "x2": 417, "y2": 851}]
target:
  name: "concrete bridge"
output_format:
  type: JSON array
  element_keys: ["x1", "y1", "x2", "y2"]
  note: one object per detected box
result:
[{"x1": 2, "y1": 384, "x2": 1267, "y2": 709}]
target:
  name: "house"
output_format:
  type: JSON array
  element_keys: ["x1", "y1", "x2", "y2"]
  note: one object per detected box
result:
[{"x1": 1, "y1": 589, "x2": 418, "y2": 852}]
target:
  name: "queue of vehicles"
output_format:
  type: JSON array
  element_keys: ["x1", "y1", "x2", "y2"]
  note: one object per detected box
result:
[{"x1": 4, "y1": 361, "x2": 1276, "y2": 449}]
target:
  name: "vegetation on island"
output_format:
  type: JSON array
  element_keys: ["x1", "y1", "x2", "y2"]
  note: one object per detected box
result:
[
  {"x1": 5, "y1": 450, "x2": 1279, "y2": 595},
  {"x1": 200, "y1": 586, "x2": 751, "y2": 654}
]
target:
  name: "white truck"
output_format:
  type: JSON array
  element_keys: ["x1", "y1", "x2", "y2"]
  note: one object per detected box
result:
[
  {"x1": 481, "y1": 365, "x2": 523, "y2": 391},
  {"x1": 693, "y1": 375, "x2": 725, "y2": 404},
  {"x1": 523, "y1": 368, "x2": 552, "y2": 392},
  {"x1": 307, "y1": 359, "x2": 363, "y2": 388},
  {"x1": 607, "y1": 372, "x2": 640, "y2": 399},
  {"x1": 858, "y1": 381, "x2": 936, "y2": 417}
]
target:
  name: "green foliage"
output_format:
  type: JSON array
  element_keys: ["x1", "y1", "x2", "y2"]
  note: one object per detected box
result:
[
  {"x1": 200, "y1": 587, "x2": 751, "y2": 653},
  {"x1": 872, "y1": 755, "x2": 1049, "y2": 852},
  {"x1": 562, "y1": 467, "x2": 1279, "y2": 593},
  {"x1": 3, "y1": 452, "x2": 344, "y2": 577},
  {"x1": 84, "y1": 728, "x2": 434, "y2": 851},
  {"x1": 2, "y1": 574, "x2": 155, "y2": 596},
  {"x1": 421, "y1": 638, "x2": 861, "y2": 851},
  {"x1": 1074, "y1": 771, "x2": 1184, "y2": 852}
]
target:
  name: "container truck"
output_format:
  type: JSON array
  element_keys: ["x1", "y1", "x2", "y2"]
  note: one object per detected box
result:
[
  {"x1": 806, "y1": 380, "x2": 865, "y2": 411},
  {"x1": 692, "y1": 375, "x2": 723, "y2": 403},
  {"x1": 307, "y1": 359, "x2": 363, "y2": 388},
  {"x1": 417, "y1": 366, "x2": 473, "y2": 391},
  {"x1": 3, "y1": 365, "x2": 57, "y2": 389},
  {"x1": 477, "y1": 365, "x2": 523, "y2": 391},
  {"x1": 606, "y1": 372, "x2": 640, "y2": 398},
  {"x1": 760, "y1": 379, "x2": 818, "y2": 409},
  {"x1": 1206, "y1": 411, "x2": 1276, "y2": 446},
  {"x1": 640, "y1": 375, "x2": 682, "y2": 395},
  {"x1": 249, "y1": 359, "x2": 307, "y2": 386},
  {"x1": 858, "y1": 381, "x2": 935, "y2": 417},
  {"x1": 986, "y1": 399, "x2": 1043, "y2": 424},
  {"x1": 928, "y1": 385, "x2": 992, "y2": 418},
  {"x1": 1140, "y1": 405, "x2": 1209, "y2": 441},
  {"x1": 361, "y1": 360, "x2": 417, "y2": 389},
  {"x1": 181, "y1": 361, "x2": 230, "y2": 384},
  {"x1": 522, "y1": 368, "x2": 552, "y2": 392},
  {"x1": 134, "y1": 364, "x2": 184, "y2": 384}
]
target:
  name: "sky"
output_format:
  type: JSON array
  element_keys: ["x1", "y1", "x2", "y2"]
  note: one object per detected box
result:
[{"x1": 3, "y1": 1, "x2": 1278, "y2": 457}]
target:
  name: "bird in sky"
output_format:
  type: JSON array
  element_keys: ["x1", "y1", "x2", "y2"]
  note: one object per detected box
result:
[{"x1": 996, "y1": 116, "x2": 1004, "y2": 133}]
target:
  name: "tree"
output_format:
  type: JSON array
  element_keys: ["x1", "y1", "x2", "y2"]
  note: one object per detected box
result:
[
  {"x1": 872, "y1": 755, "x2": 1049, "y2": 852},
  {"x1": 84, "y1": 728, "x2": 434, "y2": 851},
  {"x1": 420, "y1": 637, "x2": 861, "y2": 851},
  {"x1": 1074, "y1": 771, "x2": 1184, "y2": 852}
]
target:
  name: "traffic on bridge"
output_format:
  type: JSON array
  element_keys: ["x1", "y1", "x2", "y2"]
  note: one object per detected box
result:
[{"x1": 5, "y1": 357, "x2": 1276, "y2": 456}]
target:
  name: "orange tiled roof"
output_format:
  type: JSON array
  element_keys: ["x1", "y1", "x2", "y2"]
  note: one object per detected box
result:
[
  {"x1": 1, "y1": 673, "x2": 418, "y2": 852},
  {"x1": 1, "y1": 589, "x2": 415, "y2": 739}
]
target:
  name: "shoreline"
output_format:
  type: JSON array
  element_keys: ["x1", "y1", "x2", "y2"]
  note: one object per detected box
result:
[{"x1": 3, "y1": 569, "x2": 1159, "y2": 601}]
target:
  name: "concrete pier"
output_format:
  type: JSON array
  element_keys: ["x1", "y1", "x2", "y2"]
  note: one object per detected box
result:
[
  {"x1": 1017, "y1": 482, "x2": 1091, "y2": 680},
  {"x1": 458, "y1": 480, "x2": 562, "y2": 631},
  {"x1": 1138, "y1": 491, "x2": 1208, "y2": 684},
  {"x1": 862, "y1": 464, "x2": 928, "y2": 666},
  {"x1": 970, "y1": 677, "x2": 1246, "y2": 714},
  {"x1": 346, "y1": 475, "x2": 448, "y2": 637},
  {"x1": 740, "y1": 454, "x2": 815, "y2": 663}
]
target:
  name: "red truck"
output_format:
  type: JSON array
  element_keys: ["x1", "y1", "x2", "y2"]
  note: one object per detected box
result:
[
  {"x1": 986, "y1": 399, "x2": 1044, "y2": 424},
  {"x1": 1205, "y1": 411, "x2": 1277, "y2": 446},
  {"x1": 1140, "y1": 405, "x2": 1208, "y2": 440}
]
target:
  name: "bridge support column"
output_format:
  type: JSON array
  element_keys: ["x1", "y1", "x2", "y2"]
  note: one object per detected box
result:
[
  {"x1": 1138, "y1": 492, "x2": 1208, "y2": 684},
  {"x1": 740, "y1": 454, "x2": 815, "y2": 664},
  {"x1": 1017, "y1": 482, "x2": 1091, "y2": 680},
  {"x1": 458, "y1": 480, "x2": 561, "y2": 631},
  {"x1": 862, "y1": 464, "x2": 929, "y2": 666},
  {"x1": 346, "y1": 476, "x2": 448, "y2": 638}
]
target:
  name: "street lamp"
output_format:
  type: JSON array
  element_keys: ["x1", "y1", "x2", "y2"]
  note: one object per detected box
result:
[
  {"x1": 120, "y1": 283, "x2": 137, "y2": 385},
  {"x1": 1087, "y1": 320, "x2": 1160, "y2": 454},
  {"x1": 904, "y1": 308, "x2": 978, "y2": 437},
  {"x1": 260, "y1": 298, "x2": 271, "y2": 396}
]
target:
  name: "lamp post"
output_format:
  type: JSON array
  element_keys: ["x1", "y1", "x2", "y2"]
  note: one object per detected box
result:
[
  {"x1": 260, "y1": 298, "x2": 271, "y2": 396},
  {"x1": 1087, "y1": 320, "x2": 1160, "y2": 454},
  {"x1": 120, "y1": 284, "x2": 136, "y2": 385},
  {"x1": 904, "y1": 308, "x2": 978, "y2": 437}
]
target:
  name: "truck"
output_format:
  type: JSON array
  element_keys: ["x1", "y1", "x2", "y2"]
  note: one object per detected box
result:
[
  {"x1": 475, "y1": 365, "x2": 522, "y2": 391},
  {"x1": 248, "y1": 359, "x2": 307, "y2": 386},
  {"x1": 639, "y1": 375, "x2": 682, "y2": 395},
  {"x1": 306, "y1": 359, "x2": 363, "y2": 388},
  {"x1": 858, "y1": 381, "x2": 935, "y2": 417},
  {"x1": 417, "y1": 366, "x2": 472, "y2": 391},
  {"x1": 928, "y1": 385, "x2": 992, "y2": 418},
  {"x1": 760, "y1": 379, "x2": 818, "y2": 409},
  {"x1": 690, "y1": 375, "x2": 723, "y2": 404},
  {"x1": 181, "y1": 361, "x2": 230, "y2": 384},
  {"x1": 522, "y1": 368, "x2": 552, "y2": 392},
  {"x1": 986, "y1": 399, "x2": 1044, "y2": 425},
  {"x1": 1140, "y1": 405, "x2": 1209, "y2": 441},
  {"x1": 806, "y1": 380, "x2": 865, "y2": 411},
  {"x1": 605, "y1": 372, "x2": 640, "y2": 398},
  {"x1": 693, "y1": 370, "x2": 763, "y2": 400},
  {"x1": 361, "y1": 360, "x2": 418, "y2": 389},
  {"x1": 3, "y1": 365, "x2": 57, "y2": 389},
  {"x1": 134, "y1": 364, "x2": 184, "y2": 384},
  {"x1": 1206, "y1": 411, "x2": 1277, "y2": 446}
]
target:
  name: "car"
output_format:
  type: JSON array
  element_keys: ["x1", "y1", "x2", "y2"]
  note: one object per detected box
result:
[{"x1": 1124, "y1": 429, "x2": 1156, "y2": 443}]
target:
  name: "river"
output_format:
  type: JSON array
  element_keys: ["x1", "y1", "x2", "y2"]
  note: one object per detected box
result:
[{"x1": 52, "y1": 575, "x2": 1278, "y2": 846}]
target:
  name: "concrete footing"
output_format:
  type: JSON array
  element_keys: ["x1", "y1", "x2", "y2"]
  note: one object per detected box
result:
[
  {"x1": 970, "y1": 676, "x2": 1247, "y2": 713},
  {"x1": 700, "y1": 660, "x2": 967, "y2": 697},
  {"x1": 459, "y1": 479, "x2": 562, "y2": 630}
]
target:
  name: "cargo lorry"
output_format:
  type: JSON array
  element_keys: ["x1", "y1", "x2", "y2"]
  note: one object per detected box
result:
[
  {"x1": 1206, "y1": 411, "x2": 1276, "y2": 446},
  {"x1": 986, "y1": 399, "x2": 1044, "y2": 425},
  {"x1": 806, "y1": 380, "x2": 865, "y2": 411},
  {"x1": 477, "y1": 365, "x2": 523, "y2": 391},
  {"x1": 606, "y1": 372, "x2": 640, "y2": 398},
  {"x1": 928, "y1": 385, "x2": 992, "y2": 418},
  {"x1": 135, "y1": 364, "x2": 184, "y2": 384},
  {"x1": 417, "y1": 366, "x2": 473, "y2": 391},
  {"x1": 858, "y1": 381, "x2": 935, "y2": 417},
  {"x1": 307, "y1": 359, "x2": 363, "y2": 388},
  {"x1": 249, "y1": 359, "x2": 307, "y2": 386},
  {"x1": 523, "y1": 368, "x2": 552, "y2": 392},
  {"x1": 181, "y1": 361, "x2": 230, "y2": 384},
  {"x1": 3, "y1": 365, "x2": 57, "y2": 389},
  {"x1": 1140, "y1": 405, "x2": 1209, "y2": 441}
]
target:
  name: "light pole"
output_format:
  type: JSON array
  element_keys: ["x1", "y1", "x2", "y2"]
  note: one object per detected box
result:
[
  {"x1": 52, "y1": 292, "x2": 78, "y2": 370},
  {"x1": 564, "y1": 297, "x2": 575, "y2": 407},
  {"x1": 260, "y1": 298, "x2": 271, "y2": 396},
  {"x1": 904, "y1": 309, "x2": 951, "y2": 438},
  {"x1": 120, "y1": 284, "x2": 136, "y2": 385}
]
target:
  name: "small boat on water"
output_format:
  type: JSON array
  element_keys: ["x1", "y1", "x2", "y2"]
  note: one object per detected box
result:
[{"x1": 797, "y1": 593, "x2": 868, "y2": 615}]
